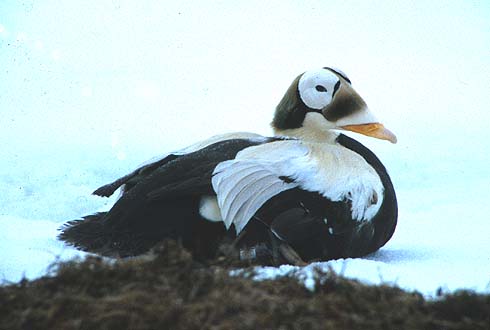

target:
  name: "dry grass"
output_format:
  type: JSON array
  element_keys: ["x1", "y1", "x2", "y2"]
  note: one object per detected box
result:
[{"x1": 1, "y1": 240, "x2": 489, "y2": 330}]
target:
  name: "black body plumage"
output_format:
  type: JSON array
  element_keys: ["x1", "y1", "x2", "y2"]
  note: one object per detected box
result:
[{"x1": 59, "y1": 134, "x2": 397, "y2": 264}]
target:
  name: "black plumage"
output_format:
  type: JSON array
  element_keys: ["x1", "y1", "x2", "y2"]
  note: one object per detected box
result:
[
  {"x1": 262, "y1": 134, "x2": 397, "y2": 261},
  {"x1": 60, "y1": 67, "x2": 398, "y2": 265},
  {"x1": 60, "y1": 138, "x2": 275, "y2": 257},
  {"x1": 59, "y1": 134, "x2": 397, "y2": 264}
]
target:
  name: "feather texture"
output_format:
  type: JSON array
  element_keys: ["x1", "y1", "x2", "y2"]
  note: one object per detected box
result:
[
  {"x1": 213, "y1": 140, "x2": 308, "y2": 233},
  {"x1": 212, "y1": 137, "x2": 384, "y2": 233}
]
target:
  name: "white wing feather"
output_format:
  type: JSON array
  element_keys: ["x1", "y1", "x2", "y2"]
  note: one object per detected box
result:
[
  {"x1": 212, "y1": 140, "x2": 309, "y2": 233},
  {"x1": 211, "y1": 139, "x2": 385, "y2": 234}
]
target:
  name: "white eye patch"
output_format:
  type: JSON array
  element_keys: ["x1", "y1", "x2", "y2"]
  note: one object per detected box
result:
[{"x1": 298, "y1": 69, "x2": 339, "y2": 110}]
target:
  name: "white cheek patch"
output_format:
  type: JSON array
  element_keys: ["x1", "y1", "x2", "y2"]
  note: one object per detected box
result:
[
  {"x1": 298, "y1": 69, "x2": 339, "y2": 110},
  {"x1": 300, "y1": 88, "x2": 332, "y2": 110}
]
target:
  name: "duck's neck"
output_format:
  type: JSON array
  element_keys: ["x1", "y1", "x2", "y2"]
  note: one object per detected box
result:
[{"x1": 272, "y1": 112, "x2": 339, "y2": 144}]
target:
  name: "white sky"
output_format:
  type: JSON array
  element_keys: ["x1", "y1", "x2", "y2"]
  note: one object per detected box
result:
[{"x1": 1, "y1": 1, "x2": 489, "y2": 294}]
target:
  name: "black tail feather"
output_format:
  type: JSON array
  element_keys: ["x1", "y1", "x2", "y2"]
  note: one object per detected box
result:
[
  {"x1": 59, "y1": 212, "x2": 113, "y2": 256},
  {"x1": 58, "y1": 197, "x2": 230, "y2": 259},
  {"x1": 58, "y1": 212, "x2": 162, "y2": 257}
]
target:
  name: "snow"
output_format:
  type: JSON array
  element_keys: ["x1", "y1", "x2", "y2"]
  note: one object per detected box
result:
[
  {"x1": 254, "y1": 194, "x2": 490, "y2": 295},
  {"x1": 1, "y1": 1, "x2": 490, "y2": 296}
]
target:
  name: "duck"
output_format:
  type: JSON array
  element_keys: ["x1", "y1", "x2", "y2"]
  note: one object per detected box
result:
[{"x1": 59, "y1": 67, "x2": 398, "y2": 265}]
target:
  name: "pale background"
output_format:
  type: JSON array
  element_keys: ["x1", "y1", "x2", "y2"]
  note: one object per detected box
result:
[{"x1": 1, "y1": 1, "x2": 489, "y2": 295}]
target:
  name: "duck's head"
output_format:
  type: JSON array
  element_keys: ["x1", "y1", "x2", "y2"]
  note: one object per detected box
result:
[{"x1": 272, "y1": 67, "x2": 397, "y2": 143}]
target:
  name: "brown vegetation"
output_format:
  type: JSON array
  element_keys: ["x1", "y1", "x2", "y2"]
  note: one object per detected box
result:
[{"x1": 1, "y1": 241, "x2": 489, "y2": 330}]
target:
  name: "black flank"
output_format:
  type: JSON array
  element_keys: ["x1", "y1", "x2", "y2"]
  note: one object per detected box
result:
[
  {"x1": 252, "y1": 133, "x2": 398, "y2": 261},
  {"x1": 336, "y1": 133, "x2": 398, "y2": 254},
  {"x1": 59, "y1": 133, "x2": 397, "y2": 264},
  {"x1": 59, "y1": 138, "x2": 279, "y2": 257}
]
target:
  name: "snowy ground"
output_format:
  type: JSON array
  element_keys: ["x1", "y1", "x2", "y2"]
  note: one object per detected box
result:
[{"x1": 1, "y1": 1, "x2": 489, "y2": 296}]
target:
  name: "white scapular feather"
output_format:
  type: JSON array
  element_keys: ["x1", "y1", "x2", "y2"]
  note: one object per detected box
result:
[
  {"x1": 212, "y1": 139, "x2": 384, "y2": 234},
  {"x1": 212, "y1": 140, "x2": 307, "y2": 232}
]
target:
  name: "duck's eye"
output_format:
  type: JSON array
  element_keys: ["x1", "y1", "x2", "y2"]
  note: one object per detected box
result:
[{"x1": 315, "y1": 85, "x2": 327, "y2": 92}]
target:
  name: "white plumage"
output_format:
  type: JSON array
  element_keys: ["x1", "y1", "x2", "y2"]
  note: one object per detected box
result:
[{"x1": 212, "y1": 136, "x2": 384, "y2": 233}]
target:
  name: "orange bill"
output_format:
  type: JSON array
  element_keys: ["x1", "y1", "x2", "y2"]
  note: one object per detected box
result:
[{"x1": 340, "y1": 123, "x2": 397, "y2": 143}]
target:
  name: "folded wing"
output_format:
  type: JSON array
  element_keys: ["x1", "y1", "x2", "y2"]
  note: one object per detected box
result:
[{"x1": 212, "y1": 140, "x2": 311, "y2": 233}]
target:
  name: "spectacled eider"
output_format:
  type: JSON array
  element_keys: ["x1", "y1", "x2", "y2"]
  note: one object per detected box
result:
[{"x1": 59, "y1": 67, "x2": 398, "y2": 265}]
